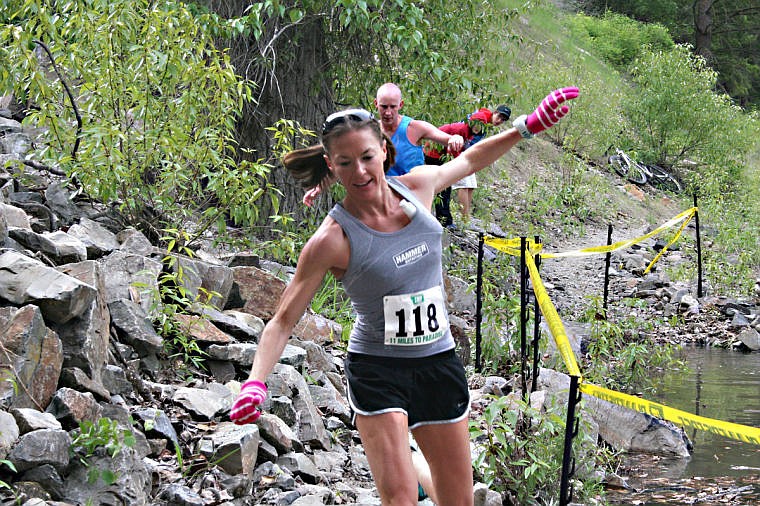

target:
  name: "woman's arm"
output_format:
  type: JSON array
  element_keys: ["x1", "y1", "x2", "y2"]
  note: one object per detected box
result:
[
  {"x1": 403, "y1": 87, "x2": 579, "y2": 196},
  {"x1": 230, "y1": 219, "x2": 347, "y2": 424},
  {"x1": 402, "y1": 127, "x2": 523, "y2": 199},
  {"x1": 248, "y1": 222, "x2": 344, "y2": 381}
]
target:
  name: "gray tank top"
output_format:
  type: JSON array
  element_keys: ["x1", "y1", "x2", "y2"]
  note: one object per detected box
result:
[{"x1": 328, "y1": 177, "x2": 455, "y2": 358}]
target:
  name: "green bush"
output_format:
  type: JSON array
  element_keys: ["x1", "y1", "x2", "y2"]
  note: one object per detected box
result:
[
  {"x1": 470, "y1": 394, "x2": 605, "y2": 504},
  {"x1": 567, "y1": 12, "x2": 673, "y2": 68},
  {"x1": 70, "y1": 418, "x2": 136, "y2": 485},
  {"x1": 0, "y1": 0, "x2": 276, "y2": 244},
  {"x1": 622, "y1": 44, "x2": 758, "y2": 193}
]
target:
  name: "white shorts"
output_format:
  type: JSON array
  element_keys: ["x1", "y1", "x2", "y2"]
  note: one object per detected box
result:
[{"x1": 452, "y1": 174, "x2": 477, "y2": 190}]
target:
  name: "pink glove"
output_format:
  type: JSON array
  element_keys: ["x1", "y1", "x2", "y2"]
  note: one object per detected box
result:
[
  {"x1": 230, "y1": 379, "x2": 267, "y2": 424},
  {"x1": 514, "y1": 87, "x2": 579, "y2": 138}
]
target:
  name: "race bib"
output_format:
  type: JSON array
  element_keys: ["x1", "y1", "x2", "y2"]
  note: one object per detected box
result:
[{"x1": 383, "y1": 285, "x2": 448, "y2": 346}]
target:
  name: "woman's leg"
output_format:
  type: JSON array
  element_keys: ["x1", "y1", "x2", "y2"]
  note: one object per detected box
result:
[
  {"x1": 411, "y1": 446, "x2": 437, "y2": 503},
  {"x1": 356, "y1": 411, "x2": 419, "y2": 506},
  {"x1": 412, "y1": 419, "x2": 474, "y2": 506}
]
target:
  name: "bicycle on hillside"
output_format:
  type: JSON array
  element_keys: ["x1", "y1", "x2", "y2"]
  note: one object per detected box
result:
[{"x1": 608, "y1": 148, "x2": 682, "y2": 193}]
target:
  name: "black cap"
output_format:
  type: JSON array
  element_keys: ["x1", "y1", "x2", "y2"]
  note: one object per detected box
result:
[{"x1": 495, "y1": 105, "x2": 511, "y2": 120}]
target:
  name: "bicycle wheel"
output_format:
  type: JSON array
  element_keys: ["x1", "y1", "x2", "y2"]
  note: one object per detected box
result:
[
  {"x1": 647, "y1": 164, "x2": 682, "y2": 193},
  {"x1": 608, "y1": 155, "x2": 628, "y2": 178},
  {"x1": 624, "y1": 160, "x2": 648, "y2": 185}
]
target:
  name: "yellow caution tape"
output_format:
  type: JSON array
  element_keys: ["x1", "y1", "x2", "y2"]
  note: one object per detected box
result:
[
  {"x1": 481, "y1": 207, "x2": 760, "y2": 444},
  {"x1": 540, "y1": 207, "x2": 696, "y2": 259},
  {"x1": 484, "y1": 207, "x2": 697, "y2": 262},
  {"x1": 580, "y1": 383, "x2": 760, "y2": 445},
  {"x1": 524, "y1": 252, "x2": 583, "y2": 378},
  {"x1": 643, "y1": 208, "x2": 694, "y2": 274}
]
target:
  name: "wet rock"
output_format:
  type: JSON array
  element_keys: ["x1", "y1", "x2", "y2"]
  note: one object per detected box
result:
[{"x1": 737, "y1": 327, "x2": 760, "y2": 351}]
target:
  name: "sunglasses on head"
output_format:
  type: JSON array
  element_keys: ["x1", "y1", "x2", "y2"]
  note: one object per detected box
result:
[{"x1": 322, "y1": 108, "x2": 375, "y2": 135}]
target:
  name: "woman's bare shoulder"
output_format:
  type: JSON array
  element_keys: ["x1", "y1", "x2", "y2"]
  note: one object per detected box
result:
[{"x1": 300, "y1": 216, "x2": 349, "y2": 271}]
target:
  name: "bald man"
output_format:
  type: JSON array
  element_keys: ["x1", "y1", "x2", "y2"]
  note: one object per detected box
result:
[{"x1": 374, "y1": 83, "x2": 463, "y2": 176}]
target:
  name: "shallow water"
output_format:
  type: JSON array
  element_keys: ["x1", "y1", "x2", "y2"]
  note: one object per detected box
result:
[{"x1": 607, "y1": 345, "x2": 760, "y2": 505}]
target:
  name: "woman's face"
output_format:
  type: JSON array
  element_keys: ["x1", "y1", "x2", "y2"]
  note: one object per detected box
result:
[{"x1": 324, "y1": 128, "x2": 387, "y2": 197}]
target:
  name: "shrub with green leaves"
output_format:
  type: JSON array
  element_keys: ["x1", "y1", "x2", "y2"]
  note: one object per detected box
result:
[
  {"x1": 70, "y1": 418, "x2": 136, "y2": 485},
  {"x1": 0, "y1": 0, "x2": 276, "y2": 243},
  {"x1": 567, "y1": 12, "x2": 673, "y2": 68},
  {"x1": 470, "y1": 394, "x2": 605, "y2": 505},
  {"x1": 622, "y1": 44, "x2": 757, "y2": 188}
]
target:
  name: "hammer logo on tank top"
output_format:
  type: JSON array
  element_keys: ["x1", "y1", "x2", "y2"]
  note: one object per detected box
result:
[{"x1": 393, "y1": 243, "x2": 429, "y2": 267}]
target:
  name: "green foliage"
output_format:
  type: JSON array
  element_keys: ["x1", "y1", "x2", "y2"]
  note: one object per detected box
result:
[
  {"x1": 326, "y1": 0, "x2": 521, "y2": 124},
  {"x1": 567, "y1": 12, "x2": 673, "y2": 68},
  {"x1": 622, "y1": 45, "x2": 758, "y2": 190},
  {"x1": 579, "y1": 296, "x2": 684, "y2": 394},
  {"x1": 0, "y1": 0, "x2": 278, "y2": 243},
  {"x1": 478, "y1": 257, "x2": 522, "y2": 374},
  {"x1": 132, "y1": 229, "x2": 220, "y2": 374},
  {"x1": 70, "y1": 418, "x2": 136, "y2": 485},
  {"x1": 310, "y1": 272, "x2": 354, "y2": 345},
  {"x1": 470, "y1": 394, "x2": 604, "y2": 504},
  {"x1": 575, "y1": 0, "x2": 760, "y2": 107},
  {"x1": 510, "y1": 36, "x2": 628, "y2": 162},
  {"x1": 153, "y1": 229, "x2": 214, "y2": 372},
  {"x1": 0, "y1": 458, "x2": 17, "y2": 496},
  {"x1": 700, "y1": 184, "x2": 760, "y2": 294}
]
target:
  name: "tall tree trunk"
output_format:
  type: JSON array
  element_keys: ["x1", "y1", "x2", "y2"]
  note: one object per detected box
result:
[
  {"x1": 205, "y1": 1, "x2": 336, "y2": 232},
  {"x1": 693, "y1": 0, "x2": 715, "y2": 64}
]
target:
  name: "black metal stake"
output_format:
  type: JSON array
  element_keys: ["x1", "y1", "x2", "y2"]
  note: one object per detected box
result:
[
  {"x1": 694, "y1": 192, "x2": 703, "y2": 298},
  {"x1": 475, "y1": 233, "x2": 484, "y2": 372},
  {"x1": 603, "y1": 224, "x2": 613, "y2": 316},
  {"x1": 560, "y1": 375, "x2": 582, "y2": 506},
  {"x1": 520, "y1": 237, "x2": 528, "y2": 400},
  {"x1": 531, "y1": 235, "x2": 541, "y2": 394}
]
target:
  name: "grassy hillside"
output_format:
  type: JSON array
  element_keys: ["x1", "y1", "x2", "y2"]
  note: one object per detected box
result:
[{"x1": 470, "y1": 0, "x2": 760, "y2": 296}]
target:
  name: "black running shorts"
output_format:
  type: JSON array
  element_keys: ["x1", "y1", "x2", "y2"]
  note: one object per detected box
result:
[{"x1": 344, "y1": 349, "x2": 470, "y2": 428}]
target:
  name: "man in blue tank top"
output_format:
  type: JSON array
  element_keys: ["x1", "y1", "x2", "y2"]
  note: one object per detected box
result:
[
  {"x1": 375, "y1": 83, "x2": 464, "y2": 176},
  {"x1": 301, "y1": 83, "x2": 465, "y2": 206}
]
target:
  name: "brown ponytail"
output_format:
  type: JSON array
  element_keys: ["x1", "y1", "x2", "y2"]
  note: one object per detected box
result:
[
  {"x1": 282, "y1": 114, "x2": 397, "y2": 190},
  {"x1": 282, "y1": 144, "x2": 330, "y2": 190}
]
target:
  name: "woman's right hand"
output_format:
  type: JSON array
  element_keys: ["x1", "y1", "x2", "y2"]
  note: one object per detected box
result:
[
  {"x1": 230, "y1": 379, "x2": 268, "y2": 424},
  {"x1": 303, "y1": 186, "x2": 322, "y2": 207}
]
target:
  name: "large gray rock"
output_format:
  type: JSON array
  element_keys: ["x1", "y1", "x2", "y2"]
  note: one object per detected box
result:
[
  {"x1": 271, "y1": 364, "x2": 332, "y2": 450},
  {"x1": 538, "y1": 368, "x2": 692, "y2": 457},
  {"x1": 7, "y1": 428, "x2": 71, "y2": 473},
  {"x1": 99, "y1": 250, "x2": 162, "y2": 315},
  {"x1": 172, "y1": 254, "x2": 234, "y2": 311},
  {"x1": 54, "y1": 261, "x2": 110, "y2": 388},
  {"x1": 46, "y1": 387, "x2": 102, "y2": 430},
  {"x1": 197, "y1": 422, "x2": 260, "y2": 476},
  {"x1": 0, "y1": 410, "x2": 19, "y2": 459},
  {"x1": 7, "y1": 228, "x2": 87, "y2": 264},
  {"x1": 1, "y1": 202, "x2": 31, "y2": 229},
  {"x1": 66, "y1": 217, "x2": 120, "y2": 258},
  {"x1": 108, "y1": 298, "x2": 163, "y2": 356},
  {"x1": 737, "y1": 327, "x2": 760, "y2": 351},
  {"x1": 0, "y1": 251, "x2": 96, "y2": 324},
  {"x1": 0, "y1": 305, "x2": 63, "y2": 410},
  {"x1": 62, "y1": 445, "x2": 152, "y2": 506}
]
